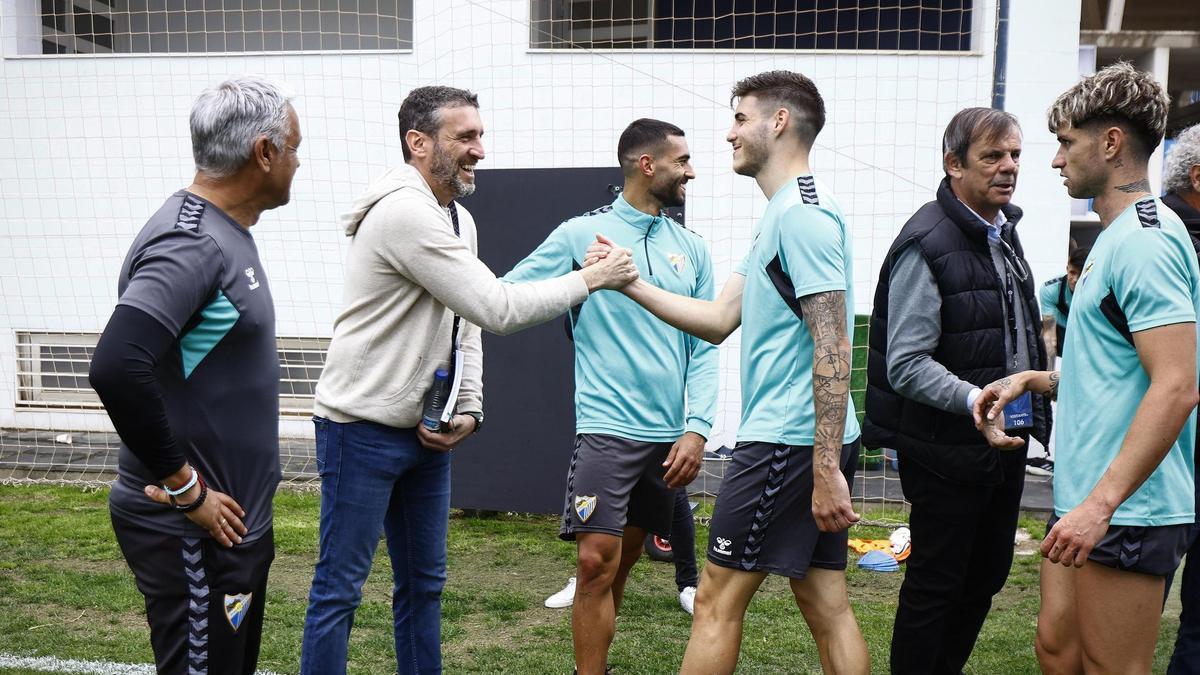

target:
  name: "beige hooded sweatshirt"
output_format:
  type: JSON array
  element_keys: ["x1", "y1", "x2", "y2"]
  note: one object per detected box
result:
[{"x1": 313, "y1": 164, "x2": 589, "y2": 428}]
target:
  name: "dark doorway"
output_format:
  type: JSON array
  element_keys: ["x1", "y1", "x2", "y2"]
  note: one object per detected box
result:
[{"x1": 451, "y1": 166, "x2": 683, "y2": 514}]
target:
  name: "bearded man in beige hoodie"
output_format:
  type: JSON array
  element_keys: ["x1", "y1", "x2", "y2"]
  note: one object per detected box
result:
[{"x1": 300, "y1": 86, "x2": 638, "y2": 675}]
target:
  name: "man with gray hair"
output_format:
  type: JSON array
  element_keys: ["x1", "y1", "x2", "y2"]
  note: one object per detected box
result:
[
  {"x1": 1164, "y1": 124, "x2": 1200, "y2": 237},
  {"x1": 300, "y1": 86, "x2": 637, "y2": 674},
  {"x1": 89, "y1": 75, "x2": 301, "y2": 674},
  {"x1": 863, "y1": 107, "x2": 1050, "y2": 674},
  {"x1": 1162, "y1": 122, "x2": 1200, "y2": 675},
  {"x1": 974, "y1": 62, "x2": 1199, "y2": 674}
]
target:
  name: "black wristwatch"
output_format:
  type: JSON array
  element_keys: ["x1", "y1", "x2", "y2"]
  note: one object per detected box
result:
[{"x1": 462, "y1": 411, "x2": 484, "y2": 434}]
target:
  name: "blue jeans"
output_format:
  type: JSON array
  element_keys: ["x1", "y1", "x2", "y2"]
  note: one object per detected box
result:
[{"x1": 300, "y1": 417, "x2": 451, "y2": 675}]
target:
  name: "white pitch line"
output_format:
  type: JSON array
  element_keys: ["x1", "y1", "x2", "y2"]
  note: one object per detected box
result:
[{"x1": 0, "y1": 653, "x2": 285, "y2": 675}]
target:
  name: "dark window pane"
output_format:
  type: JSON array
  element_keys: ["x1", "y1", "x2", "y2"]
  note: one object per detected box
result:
[
  {"x1": 30, "y1": 0, "x2": 413, "y2": 54},
  {"x1": 529, "y1": 0, "x2": 971, "y2": 51}
]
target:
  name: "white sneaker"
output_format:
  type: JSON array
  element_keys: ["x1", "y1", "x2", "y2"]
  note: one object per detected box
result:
[
  {"x1": 544, "y1": 577, "x2": 576, "y2": 608},
  {"x1": 679, "y1": 586, "x2": 696, "y2": 615}
]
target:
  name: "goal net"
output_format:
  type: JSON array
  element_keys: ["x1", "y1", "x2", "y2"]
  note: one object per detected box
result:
[{"x1": 0, "y1": 0, "x2": 991, "y2": 521}]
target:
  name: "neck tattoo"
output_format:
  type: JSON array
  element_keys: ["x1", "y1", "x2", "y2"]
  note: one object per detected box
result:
[{"x1": 1114, "y1": 179, "x2": 1151, "y2": 194}]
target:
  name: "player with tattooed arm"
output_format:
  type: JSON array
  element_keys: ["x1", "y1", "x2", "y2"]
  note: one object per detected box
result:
[{"x1": 587, "y1": 70, "x2": 868, "y2": 675}]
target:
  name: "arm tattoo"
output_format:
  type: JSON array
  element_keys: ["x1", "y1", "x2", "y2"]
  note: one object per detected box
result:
[
  {"x1": 799, "y1": 291, "x2": 851, "y2": 474},
  {"x1": 1046, "y1": 371, "x2": 1060, "y2": 400},
  {"x1": 1115, "y1": 179, "x2": 1151, "y2": 194}
]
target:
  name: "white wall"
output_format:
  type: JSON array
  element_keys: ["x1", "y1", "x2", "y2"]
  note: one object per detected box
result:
[
  {"x1": 0, "y1": 0, "x2": 1082, "y2": 447},
  {"x1": 1006, "y1": 0, "x2": 1084, "y2": 287}
]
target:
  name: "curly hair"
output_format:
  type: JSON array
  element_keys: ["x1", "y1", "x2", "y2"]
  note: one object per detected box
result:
[
  {"x1": 1164, "y1": 124, "x2": 1200, "y2": 194},
  {"x1": 1046, "y1": 61, "x2": 1170, "y2": 160}
]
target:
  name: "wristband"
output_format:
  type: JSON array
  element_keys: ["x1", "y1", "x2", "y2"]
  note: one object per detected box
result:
[
  {"x1": 170, "y1": 473, "x2": 208, "y2": 513},
  {"x1": 163, "y1": 467, "x2": 198, "y2": 497}
]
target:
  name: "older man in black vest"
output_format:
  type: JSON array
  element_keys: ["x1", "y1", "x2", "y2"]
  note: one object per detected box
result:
[{"x1": 863, "y1": 107, "x2": 1051, "y2": 674}]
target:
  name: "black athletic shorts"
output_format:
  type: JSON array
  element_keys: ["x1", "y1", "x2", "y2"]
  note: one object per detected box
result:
[
  {"x1": 706, "y1": 440, "x2": 860, "y2": 579},
  {"x1": 1046, "y1": 514, "x2": 1191, "y2": 577},
  {"x1": 559, "y1": 434, "x2": 674, "y2": 541},
  {"x1": 111, "y1": 510, "x2": 274, "y2": 675}
]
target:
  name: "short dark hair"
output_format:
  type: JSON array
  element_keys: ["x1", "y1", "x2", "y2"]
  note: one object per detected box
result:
[
  {"x1": 397, "y1": 86, "x2": 479, "y2": 162},
  {"x1": 942, "y1": 107, "x2": 1021, "y2": 175},
  {"x1": 730, "y1": 70, "x2": 825, "y2": 146},
  {"x1": 1067, "y1": 246, "x2": 1090, "y2": 270},
  {"x1": 617, "y1": 118, "x2": 685, "y2": 176}
]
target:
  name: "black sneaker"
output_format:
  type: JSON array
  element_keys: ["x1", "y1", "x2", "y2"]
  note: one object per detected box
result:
[{"x1": 1025, "y1": 456, "x2": 1054, "y2": 477}]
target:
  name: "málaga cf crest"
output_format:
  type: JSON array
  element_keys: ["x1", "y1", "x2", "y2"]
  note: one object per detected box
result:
[
  {"x1": 668, "y1": 253, "x2": 687, "y2": 274},
  {"x1": 575, "y1": 495, "x2": 597, "y2": 523},
  {"x1": 224, "y1": 592, "x2": 252, "y2": 631}
]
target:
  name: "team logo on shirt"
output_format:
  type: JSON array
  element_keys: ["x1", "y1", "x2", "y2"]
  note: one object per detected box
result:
[
  {"x1": 1079, "y1": 261, "x2": 1094, "y2": 287},
  {"x1": 224, "y1": 592, "x2": 252, "y2": 631},
  {"x1": 574, "y1": 495, "x2": 597, "y2": 523},
  {"x1": 667, "y1": 253, "x2": 687, "y2": 274},
  {"x1": 244, "y1": 267, "x2": 261, "y2": 290}
]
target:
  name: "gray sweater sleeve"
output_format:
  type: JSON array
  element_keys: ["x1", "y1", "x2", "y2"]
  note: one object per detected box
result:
[{"x1": 886, "y1": 242, "x2": 976, "y2": 415}]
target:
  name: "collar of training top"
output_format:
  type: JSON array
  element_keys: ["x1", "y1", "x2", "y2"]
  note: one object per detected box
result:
[{"x1": 611, "y1": 193, "x2": 669, "y2": 232}]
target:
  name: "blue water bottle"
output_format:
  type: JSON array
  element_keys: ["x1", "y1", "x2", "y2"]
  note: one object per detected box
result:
[{"x1": 421, "y1": 369, "x2": 451, "y2": 431}]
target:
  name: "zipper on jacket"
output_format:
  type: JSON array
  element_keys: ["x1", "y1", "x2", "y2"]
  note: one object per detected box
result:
[{"x1": 643, "y1": 216, "x2": 657, "y2": 277}]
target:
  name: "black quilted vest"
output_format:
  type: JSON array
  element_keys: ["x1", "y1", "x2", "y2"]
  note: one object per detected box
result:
[{"x1": 862, "y1": 178, "x2": 1051, "y2": 484}]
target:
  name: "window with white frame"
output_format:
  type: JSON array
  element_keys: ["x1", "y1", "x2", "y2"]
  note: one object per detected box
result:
[
  {"x1": 15, "y1": 331, "x2": 330, "y2": 416},
  {"x1": 24, "y1": 0, "x2": 412, "y2": 55},
  {"x1": 530, "y1": 0, "x2": 973, "y2": 51}
]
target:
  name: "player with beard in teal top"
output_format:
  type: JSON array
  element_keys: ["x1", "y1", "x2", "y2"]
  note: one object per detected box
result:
[{"x1": 503, "y1": 119, "x2": 717, "y2": 675}]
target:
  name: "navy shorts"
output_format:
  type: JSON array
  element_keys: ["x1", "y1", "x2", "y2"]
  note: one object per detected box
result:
[
  {"x1": 1046, "y1": 514, "x2": 1191, "y2": 576},
  {"x1": 559, "y1": 434, "x2": 674, "y2": 540},
  {"x1": 706, "y1": 440, "x2": 860, "y2": 579}
]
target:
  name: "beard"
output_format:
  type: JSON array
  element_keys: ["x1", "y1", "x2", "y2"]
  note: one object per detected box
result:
[
  {"x1": 733, "y1": 128, "x2": 770, "y2": 177},
  {"x1": 650, "y1": 178, "x2": 686, "y2": 208},
  {"x1": 430, "y1": 142, "x2": 476, "y2": 198},
  {"x1": 1065, "y1": 170, "x2": 1103, "y2": 200},
  {"x1": 1064, "y1": 146, "x2": 1108, "y2": 200}
]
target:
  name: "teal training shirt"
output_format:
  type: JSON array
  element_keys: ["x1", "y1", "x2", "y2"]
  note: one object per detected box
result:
[
  {"x1": 1038, "y1": 276, "x2": 1072, "y2": 328},
  {"x1": 734, "y1": 175, "x2": 860, "y2": 446},
  {"x1": 1055, "y1": 196, "x2": 1199, "y2": 526},
  {"x1": 503, "y1": 194, "x2": 718, "y2": 442}
]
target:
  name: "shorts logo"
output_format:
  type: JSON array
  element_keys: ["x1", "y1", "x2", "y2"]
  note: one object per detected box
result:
[
  {"x1": 575, "y1": 495, "x2": 597, "y2": 523},
  {"x1": 245, "y1": 267, "x2": 261, "y2": 290},
  {"x1": 668, "y1": 253, "x2": 687, "y2": 274},
  {"x1": 224, "y1": 592, "x2": 252, "y2": 631},
  {"x1": 713, "y1": 536, "x2": 732, "y2": 556}
]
